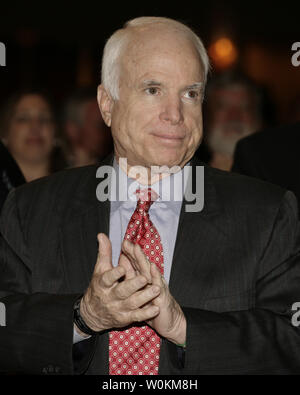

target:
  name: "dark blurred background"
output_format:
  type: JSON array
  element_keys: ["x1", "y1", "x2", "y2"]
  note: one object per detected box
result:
[{"x1": 1, "y1": 0, "x2": 300, "y2": 123}]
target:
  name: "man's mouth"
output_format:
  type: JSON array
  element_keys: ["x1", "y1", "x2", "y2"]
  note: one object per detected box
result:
[{"x1": 151, "y1": 132, "x2": 185, "y2": 141}]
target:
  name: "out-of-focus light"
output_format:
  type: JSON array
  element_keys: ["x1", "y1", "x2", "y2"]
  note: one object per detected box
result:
[{"x1": 209, "y1": 38, "x2": 238, "y2": 69}]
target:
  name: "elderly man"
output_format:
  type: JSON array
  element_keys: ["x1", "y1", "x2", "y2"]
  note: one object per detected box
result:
[
  {"x1": 1, "y1": 17, "x2": 300, "y2": 376},
  {"x1": 203, "y1": 71, "x2": 263, "y2": 171}
]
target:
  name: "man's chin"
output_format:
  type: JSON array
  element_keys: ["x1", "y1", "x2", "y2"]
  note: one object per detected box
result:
[
  {"x1": 123, "y1": 150, "x2": 191, "y2": 171},
  {"x1": 146, "y1": 157, "x2": 187, "y2": 170}
]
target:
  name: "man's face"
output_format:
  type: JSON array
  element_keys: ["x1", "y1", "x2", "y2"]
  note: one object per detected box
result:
[
  {"x1": 207, "y1": 85, "x2": 260, "y2": 156},
  {"x1": 101, "y1": 28, "x2": 204, "y2": 170}
]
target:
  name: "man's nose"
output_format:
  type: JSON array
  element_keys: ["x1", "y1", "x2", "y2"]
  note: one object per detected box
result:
[{"x1": 159, "y1": 96, "x2": 183, "y2": 125}]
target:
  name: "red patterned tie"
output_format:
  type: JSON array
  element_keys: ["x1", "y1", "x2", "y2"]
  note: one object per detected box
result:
[{"x1": 109, "y1": 188, "x2": 164, "y2": 375}]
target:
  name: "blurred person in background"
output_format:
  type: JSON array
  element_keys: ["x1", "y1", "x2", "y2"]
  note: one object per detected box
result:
[
  {"x1": 0, "y1": 91, "x2": 67, "y2": 205},
  {"x1": 62, "y1": 89, "x2": 113, "y2": 167},
  {"x1": 200, "y1": 71, "x2": 264, "y2": 171}
]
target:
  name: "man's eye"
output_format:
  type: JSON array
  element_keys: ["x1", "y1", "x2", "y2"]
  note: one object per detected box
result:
[
  {"x1": 184, "y1": 90, "x2": 199, "y2": 100},
  {"x1": 145, "y1": 87, "x2": 159, "y2": 95}
]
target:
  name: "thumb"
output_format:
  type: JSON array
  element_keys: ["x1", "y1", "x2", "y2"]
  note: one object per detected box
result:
[{"x1": 94, "y1": 233, "x2": 113, "y2": 275}]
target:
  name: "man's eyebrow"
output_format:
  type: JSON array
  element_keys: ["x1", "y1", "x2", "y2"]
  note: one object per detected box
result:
[
  {"x1": 140, "y1": 80, "x2": 203, "y2": 89},
  {"x1": 142, "y1": 80, "x2": 162, "y2": 86},
  {"x1": 185, "y1": 82, "x2": 203, "y2": 90}
]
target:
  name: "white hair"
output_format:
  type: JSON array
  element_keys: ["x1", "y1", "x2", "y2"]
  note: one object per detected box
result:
[{"x1": 101, "y1": 16, "x2": 210, "y2": 100}]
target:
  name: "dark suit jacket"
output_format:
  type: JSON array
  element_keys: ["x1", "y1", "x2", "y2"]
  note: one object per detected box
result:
[
  {"x1": 232, "y1": 123, "x2": 300, "y2": 213},
  {"x1": 1, "y1": 154, "x2": 300, "y2": 375}
]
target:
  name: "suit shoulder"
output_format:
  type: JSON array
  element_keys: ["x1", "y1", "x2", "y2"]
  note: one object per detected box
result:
[
  {"x1": 16, "y1": 165, "x2": 96, "y2": 194},
  {"x1": 236, "y1": 122, "x2": 300, "y2": 151},
  {"x1": 204, "y1": 165, "x2": 299, "y2": 226},
  {"x1": 205, "y1": 165, "x2": 288, "y2": 204},
  {"x1": 13, "y1": 165, "x2": 98, "y2": 216}
]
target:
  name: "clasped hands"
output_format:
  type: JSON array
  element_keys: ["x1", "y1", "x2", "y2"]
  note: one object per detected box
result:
[{"x1": 76, "y1": 233, "x2": 186, "y2": 346}]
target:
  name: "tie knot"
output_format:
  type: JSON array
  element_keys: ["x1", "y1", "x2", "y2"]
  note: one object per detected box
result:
[{"x1": 135, "y1": 188, "x2": 158, "y2": 211}]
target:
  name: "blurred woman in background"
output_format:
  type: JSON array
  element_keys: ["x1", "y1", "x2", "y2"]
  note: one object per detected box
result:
[{"x1": 0, "y1": 91, "x2": 66, "y2": 183}]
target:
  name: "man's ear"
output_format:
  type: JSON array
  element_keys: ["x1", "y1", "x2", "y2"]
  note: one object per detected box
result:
[{"x1": 97, "y1": 84, "x2": 114, "y2": 127}]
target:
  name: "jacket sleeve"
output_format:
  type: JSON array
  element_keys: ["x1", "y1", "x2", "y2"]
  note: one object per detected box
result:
[
  {"x1": 161, "y1": 191, "x2": 300, "y2": 374},
  {"x1": 0, "y1": 190, "x2": 96, "y2": 374}
]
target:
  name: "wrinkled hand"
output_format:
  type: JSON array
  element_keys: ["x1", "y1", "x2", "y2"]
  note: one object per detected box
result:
[
  {"x1": 77, "y1": 234, "x2": 160, "y2": 334},
  {"x1": 122, "y1": 240, "x2": 187, "y2": 345}
]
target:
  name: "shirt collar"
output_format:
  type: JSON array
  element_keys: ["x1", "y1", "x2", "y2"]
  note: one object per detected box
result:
[{"x1": 111, "y1": 157, "x2": 190, "y2": 206}]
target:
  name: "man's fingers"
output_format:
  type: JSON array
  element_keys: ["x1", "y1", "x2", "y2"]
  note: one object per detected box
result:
[
  {"x1": 118, "y1": 253, "x2": 136, "y2": 280},
  {"x1": 126, "y1": 285, "x2": 160, "y2": 310},
  {"x1": 150, "y1": 261, "x2": 163, "y2": 286},
  {"x1": 100, "y1": 266, "x2": 125, "y2": 288},
  {"x1": 121, "y1": 240, "x2": 138, "y2": 269},
  {"x1": 131, "y1": 304, "x2": 160, "y2": 323},
  {"x1": 122, "y1": 240, "x2": 152, "y2": 283},
  {"x1": 114, "y1": 275, "x2": 148, "y2": 299},
  {"x1": 134, "y1": 244, "x2": 152, "y2": 283},
  {"x1": 94, "y1": 233, "x2": 113, "y2": 275}
]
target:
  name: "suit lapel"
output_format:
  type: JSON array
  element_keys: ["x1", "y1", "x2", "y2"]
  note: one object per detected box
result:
[{"x1": 169, "y1": 158, "x2": 228, "y2": 305}]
